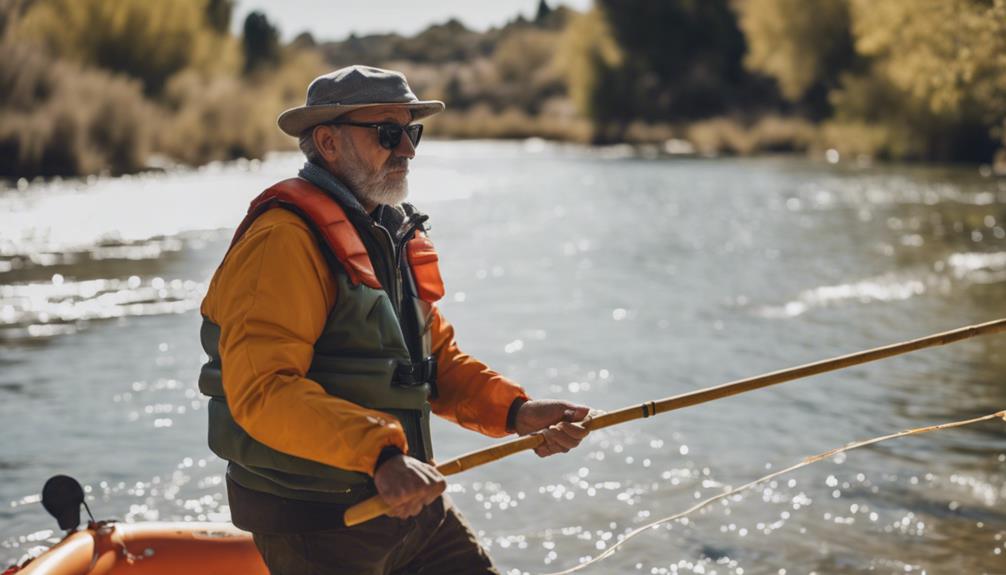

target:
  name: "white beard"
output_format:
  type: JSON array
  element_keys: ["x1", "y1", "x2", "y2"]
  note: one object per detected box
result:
[
  {"x1": 350, "y1": 172, "x2": 408, "y2": 208},
  {"x1": 338, "y1": 141, "x2": 409, "y2": 208}
]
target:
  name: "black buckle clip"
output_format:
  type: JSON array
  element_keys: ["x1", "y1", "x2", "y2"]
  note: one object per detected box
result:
[{"x1": 394, "y1": 357, "x2": 438, "y2": 399}]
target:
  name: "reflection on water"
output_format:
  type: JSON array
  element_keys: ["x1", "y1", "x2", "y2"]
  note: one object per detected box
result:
[
  {"x1": 1, "y1": 143, "x2": 1004, "y2": 574},
  {"x1": 0, "y1": 273, "x2": 203, "y2": 340}
]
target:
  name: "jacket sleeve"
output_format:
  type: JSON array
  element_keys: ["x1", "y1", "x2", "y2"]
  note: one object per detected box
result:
[
  {"x1": 201, "y1": 209, "x2": 408, "y2": 476},
  {"x1": 428, "y1": 308, "x2": 530, "y2": 437}
]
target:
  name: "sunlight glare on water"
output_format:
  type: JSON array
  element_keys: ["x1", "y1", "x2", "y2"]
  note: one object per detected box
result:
[{"x1": 1, "y1": 142, "x2": 1005, "y2": 573}]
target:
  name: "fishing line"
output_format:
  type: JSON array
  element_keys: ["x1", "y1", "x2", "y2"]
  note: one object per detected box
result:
[{"x1": 540, "y1": 410, "x2": 1006, "y2": 575}]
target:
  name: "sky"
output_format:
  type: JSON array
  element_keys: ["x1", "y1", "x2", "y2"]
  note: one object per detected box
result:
[{"x1": 234, "y1": 0, "x2": 593, "y2": 42}]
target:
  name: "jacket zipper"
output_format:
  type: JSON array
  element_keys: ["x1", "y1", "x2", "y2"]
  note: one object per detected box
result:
[{"x1": 372, "y1": 214, "x2": 425, "y2": 335}]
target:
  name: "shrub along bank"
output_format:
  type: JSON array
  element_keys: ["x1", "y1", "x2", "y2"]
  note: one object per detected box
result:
[
  {"x1": 2, "y1": 0, "x2": 1005, "y2": 180},
  {"x1": 0, "y1": 0, "x2": 324, "y2": 179}
]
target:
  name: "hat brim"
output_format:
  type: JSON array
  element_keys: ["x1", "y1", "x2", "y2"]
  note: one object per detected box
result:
[{"x1": 277, "y1": 101, "x2": 445, "y2": 137}]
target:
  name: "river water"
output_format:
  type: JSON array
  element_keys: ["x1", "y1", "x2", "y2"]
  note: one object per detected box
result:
[{"x1": 1, "y1": 141, "x2": 1004, "y2": 574}]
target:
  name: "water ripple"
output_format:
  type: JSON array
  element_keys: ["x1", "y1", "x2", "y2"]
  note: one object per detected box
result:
[{"x1": 0, "y1": 275, "x2": 204, "y2": 339}]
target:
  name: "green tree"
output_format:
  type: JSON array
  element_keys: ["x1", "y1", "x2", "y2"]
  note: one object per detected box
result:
[
  {"x1": 596, "y1": 0, "x2": 749, "y2": 120},
  {"x1": 242, "y1": 10, "x2": 280, "y2": 74},
  {"x1": 535, "y1": 0, "x2": 553, "y2": 23}
]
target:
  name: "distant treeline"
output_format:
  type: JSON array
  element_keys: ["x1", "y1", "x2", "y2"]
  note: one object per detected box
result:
[
  {"x1": 0, "y1": 0, "x2": 324, "y2": 178},
  {"x1": 2, "y1": 0, "x2": 1005, "y2": 179}
]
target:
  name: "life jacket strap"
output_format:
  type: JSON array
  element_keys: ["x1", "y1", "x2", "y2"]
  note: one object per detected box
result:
[{"x1": 229, "y1": 178, "x2": 382, "y2": 290}]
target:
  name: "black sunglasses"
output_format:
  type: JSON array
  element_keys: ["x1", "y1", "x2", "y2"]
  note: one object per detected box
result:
[{"x1": 329, "y1": 121, "x2": 424, "y2": 150}]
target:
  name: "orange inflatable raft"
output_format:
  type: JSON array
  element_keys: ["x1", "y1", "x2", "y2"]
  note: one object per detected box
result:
[{"x1": 9, "y1": 521, "x2": 268, "y2": 575}]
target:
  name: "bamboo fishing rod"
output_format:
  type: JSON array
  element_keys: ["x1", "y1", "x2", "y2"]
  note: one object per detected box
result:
[{"x1": 344, "y1": 317, "x2": 1006, "y2": 526}]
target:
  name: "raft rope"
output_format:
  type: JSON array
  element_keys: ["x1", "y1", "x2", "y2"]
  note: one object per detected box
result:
[{"x1": 541, "y1": 410, "x2": 1006, "y2": 575}]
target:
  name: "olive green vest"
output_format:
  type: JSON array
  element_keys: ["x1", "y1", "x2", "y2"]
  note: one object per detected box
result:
[{"x1": 198, "y1": 177, "x2": 440, "y2": 504}]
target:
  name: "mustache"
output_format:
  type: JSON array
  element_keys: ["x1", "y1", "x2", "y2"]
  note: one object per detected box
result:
[{"x1": 383, "y1": 156, "x2": 409, "y2": 172}]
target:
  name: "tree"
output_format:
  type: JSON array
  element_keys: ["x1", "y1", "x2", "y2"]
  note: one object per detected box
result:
[
  {"x1": 242, "y1": 10, "x2": 280, "y2": 74},
  {"x1": 493, "y1": 27, "x2": 564, "y2": 114},
  {"x1": 595, "y1": 0, "x2": 750, "y2": 120},
  {"x1": 205, "y1": 0, "x2": 233, "y2": 34},
  {"x1": 558, "y1": 8, "x2": 638, "y2": 142},
  {"x1": 17, "y1": 0, "x2": 216, "y2": 94},
  {"x1": 738, "y1": 0, "x2": 854, "y2": 117},
  {"x1": 535, "y1": 0, "x2": 552, "y2": 23},
  {"x1": 833, "y1": 0, "x2": 1006, "y2": 161}
]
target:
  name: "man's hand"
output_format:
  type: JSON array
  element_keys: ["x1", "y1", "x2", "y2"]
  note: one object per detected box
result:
[
  {"x1": 374, "y1": 454, "x2": 446, "y2": 519},
  {"x1": 514, "y1": 399, "x2": 596, "y2": 457}
]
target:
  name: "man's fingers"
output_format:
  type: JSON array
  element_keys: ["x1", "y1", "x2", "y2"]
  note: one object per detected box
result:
[
  {"x1": 562, "y1": 405, "x2": 591, "y2": 421},
  {"x1": 533, "y1": 434, "x2": 556, "y2": 457},
  {"x1": 423, "y1": 479, "x2": 446, "y2": 506},
  {"x1": 542, "y1": 428, "x2": 576, "y2": 451},
  {"x1": 541, "y1": 429, "x2": 573, "y2": 453},
  {"x1": 556, "y1": 421, "x2": 589, "y2": 440},
  {"x1": 532, "y1": 421, "x2": 592, "y2": 458},
  {"x1": 534, "y1": 442, "x2": 562, "y2": 457},
  {"x1": 381, "y1": 489, "x2": 410, "y2": 508},
  {"x1": 387, "y1": 490, "x2": 437, "y2": 518},
  {"x1": 549, "y1": 422, "x2": 588, "y2": 447},
  {"x1": 399, "y1": 500, "x2": 423, "y2": 518},
  {"x1": 424, "y1": 491, "x2": 443, "y2": 507},
  {"x1": 387, "y1": 500, "x2": 418, "y2": 519}
]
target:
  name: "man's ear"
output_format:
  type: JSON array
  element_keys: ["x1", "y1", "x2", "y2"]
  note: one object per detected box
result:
[{"x1": 313, "y1": 125, "x2": 341, "y2": 164}]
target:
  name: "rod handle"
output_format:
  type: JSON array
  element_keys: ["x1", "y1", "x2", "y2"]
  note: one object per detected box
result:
[
  {"x1": 344, "y1": 495, "x2": 392, "y2": 527},
  {"x1": 345, "y1": 434, "x2": 548, "y2": 526}
]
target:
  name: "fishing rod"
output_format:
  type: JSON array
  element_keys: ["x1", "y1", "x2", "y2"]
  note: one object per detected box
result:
[{"x1": 344, "y1": 317, "x2": 1006, "y2": 526}]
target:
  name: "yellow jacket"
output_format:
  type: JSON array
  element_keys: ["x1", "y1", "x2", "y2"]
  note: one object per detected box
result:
[{"x1": 201, "y1": 207, "x2": 528, "y2": 476}]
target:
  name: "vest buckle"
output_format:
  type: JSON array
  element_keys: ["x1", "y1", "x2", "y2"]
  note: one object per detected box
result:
[{"x1": 393, "y1": 357, "x2": 438, "y2": 399}]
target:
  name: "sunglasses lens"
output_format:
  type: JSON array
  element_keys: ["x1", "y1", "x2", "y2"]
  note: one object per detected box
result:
[
  {"x1": 377, "y1": 125, "x2": 402, "y2": 149},
  {"x1": 375, "y1": 124, "x2": 423, "y2": 149},
  {"x1": 405, "y1": 124, "x2": 423, "y2": 147}
]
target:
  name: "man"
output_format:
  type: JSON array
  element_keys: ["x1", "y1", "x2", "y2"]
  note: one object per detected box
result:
[{"x1": 198, "y1": 65, "x2": 595, "y2": 574}]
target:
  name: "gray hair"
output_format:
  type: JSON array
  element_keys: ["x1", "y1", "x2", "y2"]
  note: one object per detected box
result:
[{"x1": 298, "y1": 128, "x2": 324, "y2": 165}]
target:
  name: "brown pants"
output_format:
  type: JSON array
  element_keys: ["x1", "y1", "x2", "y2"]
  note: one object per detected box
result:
[{"x1": 251, "y1": 496, "x2": 499, "y2": 575}]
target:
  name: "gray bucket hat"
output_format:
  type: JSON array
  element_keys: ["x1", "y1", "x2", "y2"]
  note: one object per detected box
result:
[{"x1": 277, "y1": 65, "x2": 445, "y2": 137}]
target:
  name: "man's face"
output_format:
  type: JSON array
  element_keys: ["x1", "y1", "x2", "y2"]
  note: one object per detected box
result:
[{"x1": 328, "y1": 106, "x2": 416, "y2": 209}]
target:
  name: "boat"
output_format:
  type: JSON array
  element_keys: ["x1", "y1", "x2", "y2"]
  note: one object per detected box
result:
[
  {"x1": 7, "y1": 522, "x2": 267, "y2": 575},
  {"x1": 4, "y1": 476, "x2": 267, "y2": 575}
]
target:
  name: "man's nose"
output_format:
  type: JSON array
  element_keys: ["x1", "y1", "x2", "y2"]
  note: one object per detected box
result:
[{"x1": 393, "y1": 131, "x2": 416, "y2": 159}]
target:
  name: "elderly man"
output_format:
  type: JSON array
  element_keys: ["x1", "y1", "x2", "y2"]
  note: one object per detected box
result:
[{"x1": 197, "y1": 65, "x2": 595, "y2": 574}]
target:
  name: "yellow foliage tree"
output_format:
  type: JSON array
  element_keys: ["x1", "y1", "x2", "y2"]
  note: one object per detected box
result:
[
  {"x1": 850, "y1": 0, "x2": 1006, "y2": 119},
  {"x1": 838, "y1": 0, "x2": 1006, "y2": 160},
  {"x1": 739, "y1": 0, "x2": 853, "y2": 104},
  {"x1": 492, "y1": 27, "x2": 565, "y2": 113},
  {"x1": 16, "y1": 0, "x2": 239, "y2": 93},
  {"x1": 557, "y1": 7, "x2": 630, "y2": 141}
]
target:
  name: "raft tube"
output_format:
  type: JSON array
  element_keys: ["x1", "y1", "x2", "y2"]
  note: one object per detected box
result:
[{"x1": 11, "y1": 522, "x2": 267, "y2": 575}]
